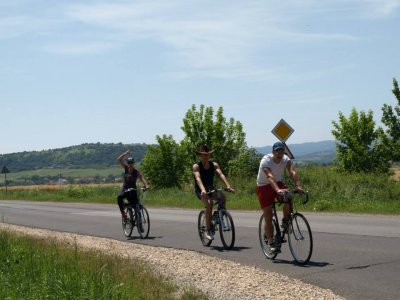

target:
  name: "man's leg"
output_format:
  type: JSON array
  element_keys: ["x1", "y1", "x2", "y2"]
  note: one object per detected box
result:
[
  {"x1": 262, "y1": 205, "x2": 274, "y2": 244},
  {"x1": 201, "y1": 195, "x2": 214, "y2": 239}
]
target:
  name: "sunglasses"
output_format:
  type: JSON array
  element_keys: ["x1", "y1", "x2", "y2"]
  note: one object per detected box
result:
[{"x1": 127, "y1": 161, "x2": 135, "y2": 165}]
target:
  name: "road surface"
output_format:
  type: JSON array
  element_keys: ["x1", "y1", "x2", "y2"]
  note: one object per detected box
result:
[{"x1": 1, "y1": 200, "x2": 399, "y2": 300}]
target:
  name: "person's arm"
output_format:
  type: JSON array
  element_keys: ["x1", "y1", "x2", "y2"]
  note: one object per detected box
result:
[
  {"x1": 263, "y1": 167, "x2": 286, "y2": 193},
  {"x1": 214, "y1": 162, "x2": 235, "y2": 193},
  {"x1": 286, "y1": 161, "x2": 303, "y2": 192},
  {"x1": 137, "y1": 171, "x2": 149, "y2": 189},
  {"x1": 117, "y1": 151, "x2": 130, "y2": 168},
  {"x1": 193, "y1": 164, "x2": 207, "y2": 196}
]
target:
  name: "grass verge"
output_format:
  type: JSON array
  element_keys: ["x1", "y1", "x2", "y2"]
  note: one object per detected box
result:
[{"x1": 0, "y1": 229, "x2": 207, "y2": 300}]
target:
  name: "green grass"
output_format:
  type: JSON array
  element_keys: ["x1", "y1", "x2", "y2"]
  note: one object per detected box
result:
[
  {"x1": 1, "y1": 165, "x2": 399, "y2": 214},
  {"x1": 0, "y1": 230, "x2": 207, "y2": 300}
]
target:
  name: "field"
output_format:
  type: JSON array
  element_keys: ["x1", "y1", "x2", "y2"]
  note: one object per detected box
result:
[
  {"x1": 2, "y1": 166, "x2": 122, "y2": 185},
  {"x1": 8, "y1": 166, "x2": 121, "y2": 178}
]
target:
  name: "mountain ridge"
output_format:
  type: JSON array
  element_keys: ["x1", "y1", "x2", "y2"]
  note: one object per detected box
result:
[
  {"x1": 1, "y1": 140, "x2": 337, "y2": 173},
  {"x1": 255, "y1": 140, "x2": 336, "y2": 164}
]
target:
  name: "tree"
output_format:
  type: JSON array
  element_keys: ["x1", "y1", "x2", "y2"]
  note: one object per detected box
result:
[
  {"x1": 142, "y1": 104, "x2": 252, "y2": 188},
  {"x1": 381, "y1": 78, "x2": 400, "y2": 161},
  {"x1": 181, "y1": 104, "x2": 247, "y2": 173},
  {"x1": 227, "y1": 147, "x2": 261, "y2": 178},
  {"x1": 141, "y1": 135, "x2": 188, "y2": 188},
  {"x1": 331, "y1": 108, "x2": 390, "y2": 173}
]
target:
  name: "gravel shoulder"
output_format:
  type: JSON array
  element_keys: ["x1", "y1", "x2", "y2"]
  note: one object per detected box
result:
[{"x1": 0, "y1": 223, "x2": 343, "y2": 300}]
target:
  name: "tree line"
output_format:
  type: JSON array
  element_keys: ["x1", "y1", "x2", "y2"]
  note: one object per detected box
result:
[
  {"x1": 1, "y1": 143, "x2": 149, "y2": 173},
  {"x1": 142, "y1": 79, "x2": 400, "y2": 188}
]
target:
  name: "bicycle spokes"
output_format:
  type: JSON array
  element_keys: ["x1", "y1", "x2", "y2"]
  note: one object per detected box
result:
[
  {"x1": 218, "y1": 210, "x2": 235, "y2": 249},
  {"x1": 287, "y1": 213, "x2": 313, "y2": 264}
]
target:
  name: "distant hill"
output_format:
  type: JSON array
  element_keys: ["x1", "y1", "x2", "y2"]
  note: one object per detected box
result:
[
  {"x1": 1, "y1": 143, "x2": 149, "y2": 173},
  {"x1": 1, "y1": 140, "x2": 337, "y2": 174},
  {"x1": 255, "y1": 140, "x2": 337, "y2": 164}
]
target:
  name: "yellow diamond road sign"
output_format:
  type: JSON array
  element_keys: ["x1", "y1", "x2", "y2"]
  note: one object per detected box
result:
[{"x1": 271, "y1": 119, "x2": 294, "y2": 142}]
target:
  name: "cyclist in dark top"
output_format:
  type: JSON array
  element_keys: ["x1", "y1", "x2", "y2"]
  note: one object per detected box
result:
[
  {"x1": 117, "y1": 151, "x2": 148, "y2": 221},
  {"x1": 193, "y1": 145, "x2": 235, "y2": 240}
]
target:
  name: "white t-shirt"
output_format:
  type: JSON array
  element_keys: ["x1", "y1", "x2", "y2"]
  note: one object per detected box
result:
[{"x1": 256, "y1": 153, "x2": 290, "y2": 186}]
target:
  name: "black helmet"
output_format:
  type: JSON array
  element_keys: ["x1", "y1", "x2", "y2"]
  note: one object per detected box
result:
[{"x1": 127, "y1": 157, "x2": 135, "y2": 164}]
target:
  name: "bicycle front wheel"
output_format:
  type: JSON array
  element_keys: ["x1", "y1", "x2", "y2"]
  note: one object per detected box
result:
[
  {"x1": 122, "y1": 207, "x2": 134, "y2": 237},
  {"x1": 258, "y1": 214, "x2": 279, "y2": 260},
  {"x1": 137, "y1": 206, "x2": 150, "y2": 239},
  {"x1": 218, "y1": 210, "x2": 235, "y2": 250},
  {"x1": 288, "y1": 213, "x2": 313, "y2": 264},
  {"x1": 198, "y1": 210, "x2": 212, "y2": 246}
]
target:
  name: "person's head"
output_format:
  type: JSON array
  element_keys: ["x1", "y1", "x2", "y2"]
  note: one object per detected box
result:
[
  {"x1": 196, "y1": 144, "x2": 214, "y2": 161},
  {"x1": 126, "y1": 157, "x2": 135, "y2": 166},
  {"x1": 272, "y1": 142, "x2": 285, "y2": 160}
]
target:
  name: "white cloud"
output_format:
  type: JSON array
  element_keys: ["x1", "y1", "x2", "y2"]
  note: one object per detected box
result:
[
  {"x1": 363, "y1": 0, "x2": 400, "y2": 17},
  {"x1": 2, "y1": 0, "x2": 393, "y2": 78},
  {"x1": 60, "y1": 1, "x2": 361, "y2": 78}
]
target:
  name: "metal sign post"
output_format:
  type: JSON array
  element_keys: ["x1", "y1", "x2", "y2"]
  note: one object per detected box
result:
[
  {"x1": 271, "y1": 119, "x2": 295, "y2": 159},
  {"x1": 1, "y1": 166, "x2": 10, "y2": 196}
]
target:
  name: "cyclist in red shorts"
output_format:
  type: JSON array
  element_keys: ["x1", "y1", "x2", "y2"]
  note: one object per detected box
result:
[{"x1": 256, "y1": 142, "x2": 304, "y2": 253}]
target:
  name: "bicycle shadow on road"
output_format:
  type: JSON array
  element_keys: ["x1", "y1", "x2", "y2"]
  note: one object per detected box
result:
[
  {"x1": 271, "y1": 259, "x2": 332, "y2": 268},
  {"x1": 209, "y1": 245, "x2": 252, "y2": 253},
  {"x1": 126, "y1": 236, "x2": 158, "y2": 241}
]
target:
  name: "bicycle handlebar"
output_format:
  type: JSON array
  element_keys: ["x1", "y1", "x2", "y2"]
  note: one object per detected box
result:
[
  {"x1": 124, "y1": 187, "x2": 149, "y2": 193},
  {"x1": 278, "y1": 189, "x2": 309, "y2": 205},
  {"x1": 205, "y1": 188, "x2": 232, "y2": 195}
]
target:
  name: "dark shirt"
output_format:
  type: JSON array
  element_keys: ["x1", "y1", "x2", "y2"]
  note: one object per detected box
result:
[
  {"x1": 123, "y1": 166, "x2": 139, "y2": 190},
  {"x1": 195, "y1": 160, "x2": 215, "y2": 193}
]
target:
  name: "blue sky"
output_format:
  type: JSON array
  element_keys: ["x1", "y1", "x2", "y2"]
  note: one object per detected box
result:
[{"x1": 1, "y1": 0, "x2": 399, "y2": 154}]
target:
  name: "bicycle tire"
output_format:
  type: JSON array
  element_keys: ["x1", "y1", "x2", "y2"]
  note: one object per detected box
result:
[
  {"x1": 288, "y1": 213, "x2": 313, "y2": 264},
  {"x1": 198, "y1": 210, "x2": 212, "y2": 246},
  {"x1": 218, "y1": 210, "x2": 235, "y2": 250},
  {"x1": 122, "y1": 206, "x2": 134, "y2": 237},
  {"x1": 258, "y1": 214, "x2": 279, "y2": 260},
  {"x1": 137, "y1": 206, "x2": 150, "y2": 239}
]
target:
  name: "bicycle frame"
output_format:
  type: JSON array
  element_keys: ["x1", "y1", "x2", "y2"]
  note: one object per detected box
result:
[
  {"x1": 259, "y1": 190, "x2": 312, "y2": 264},
  {"x1": 121, "y1": 187, "x2": 150, "y2": 239},
  {"x1": 197, "y1": 188, "x2": 235, "y2": 249}
]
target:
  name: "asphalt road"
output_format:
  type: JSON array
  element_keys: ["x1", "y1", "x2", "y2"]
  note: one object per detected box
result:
[{"x1": 1, "y1": 200, "x2": 399, "y2": 300}]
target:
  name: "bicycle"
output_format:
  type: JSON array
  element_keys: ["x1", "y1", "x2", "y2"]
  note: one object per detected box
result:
[
  {"x1": 121, "y1": 187, "x2": 150, "y2": 239},
  {"x1": 197, "y1": 188, "x2": 235, "y2": 249},
  {"x1": 258, "y1": 190, "x2": 313, "y2": 264}
]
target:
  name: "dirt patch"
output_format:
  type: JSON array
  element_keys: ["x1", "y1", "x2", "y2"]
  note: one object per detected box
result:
[{"x1": 391, "y1": 168, "x2": 400, "y2": 181}]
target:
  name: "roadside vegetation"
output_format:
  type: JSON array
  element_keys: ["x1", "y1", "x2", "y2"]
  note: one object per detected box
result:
[
  {"x1": 0, "y1": 230, "x2": 207, "y2": 300},
  {"x1": 1, "y1": 165, "x2": 399, "y2": 214}
]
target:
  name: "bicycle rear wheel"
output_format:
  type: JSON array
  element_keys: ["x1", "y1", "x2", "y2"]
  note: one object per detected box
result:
[
  {"x1": 122, "y1": 207, "x2": 134, "y2": 237},
  {"x1": 137, "y1": 206, "x2": 150, "y2": 239},
  {"x1": 198, "y1": 210, "x2": 212, "y2": 246},
  {"x1": 258, "y1": 214, "x2": 279, "y2": 259},
  {"x1": 288, "y1": 213, "x2": 313, "y2": 264},
  {"x1": 218, "y1": 210, "x2": 235, "y2": 250}
]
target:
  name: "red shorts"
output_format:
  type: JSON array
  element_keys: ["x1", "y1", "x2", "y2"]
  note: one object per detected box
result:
[{"x1": 256, "y1": 182, "x2": 287, "y2": 208}]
